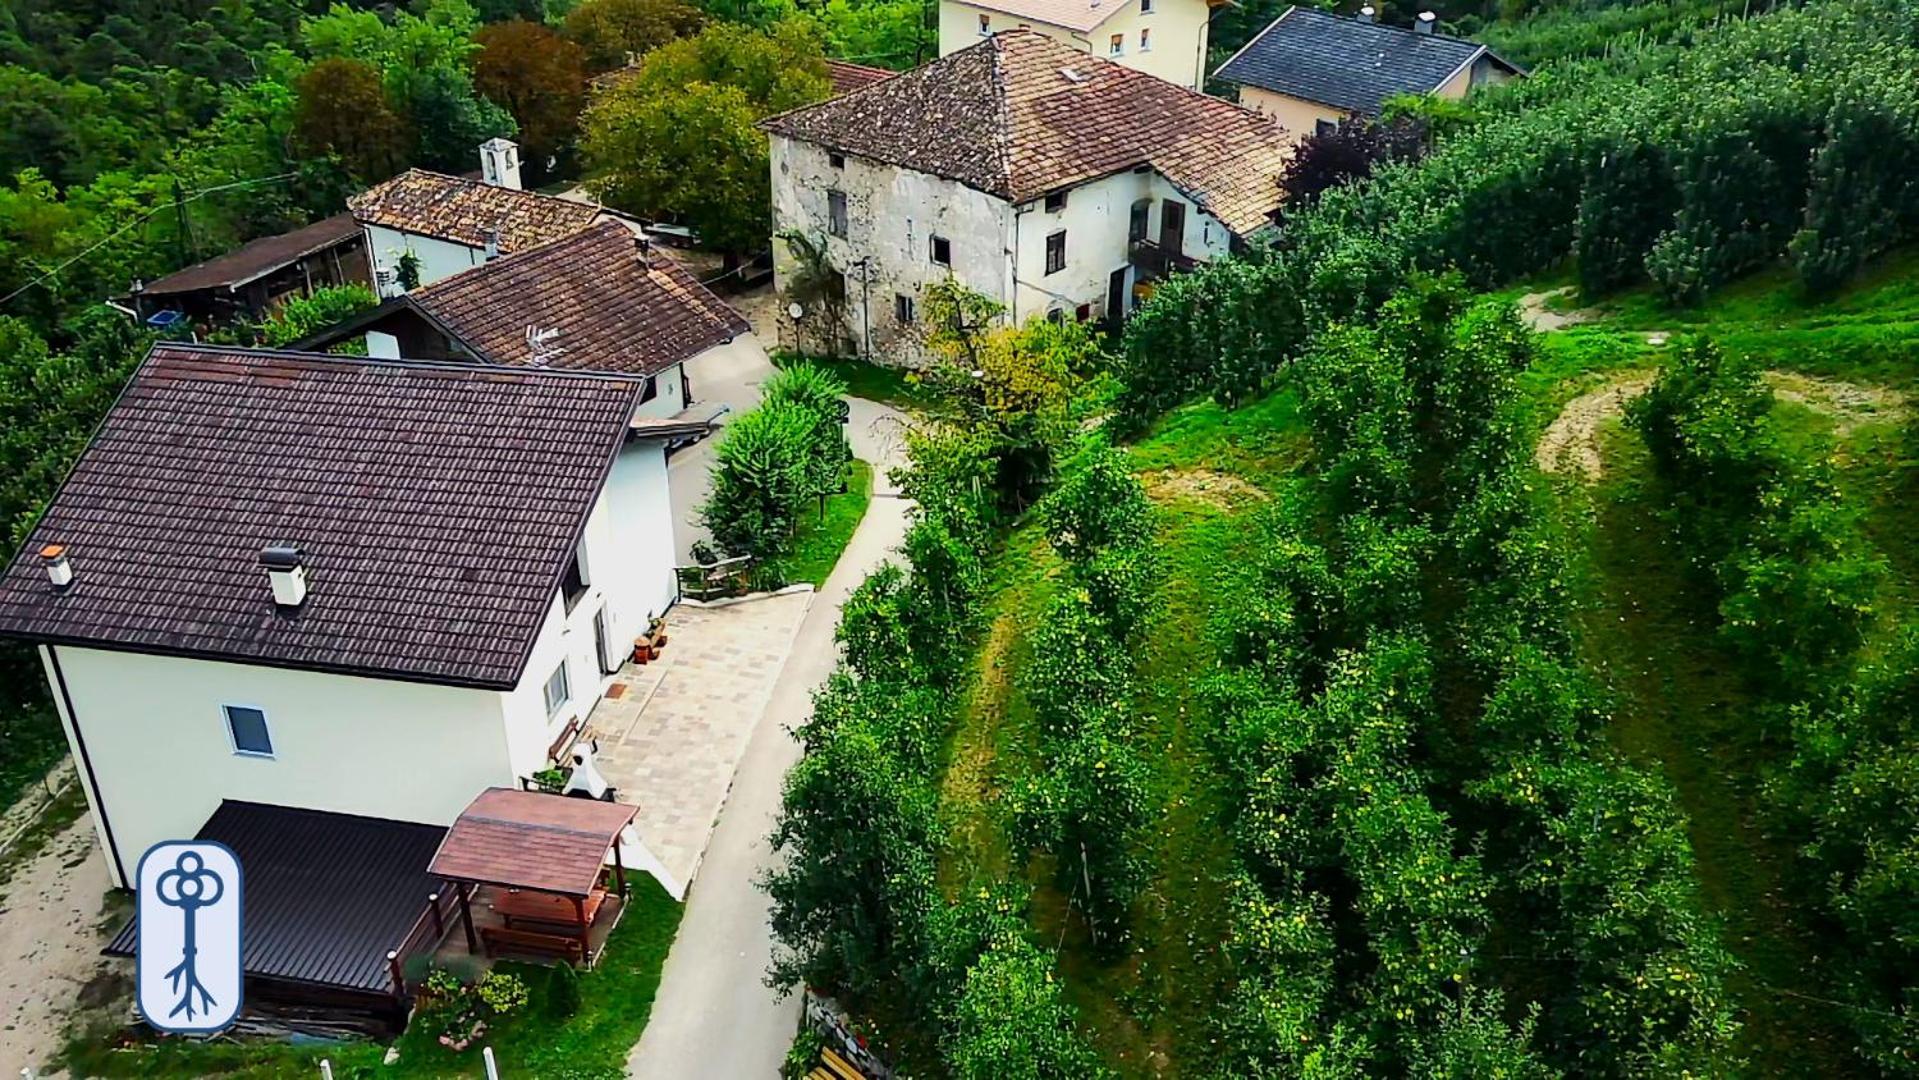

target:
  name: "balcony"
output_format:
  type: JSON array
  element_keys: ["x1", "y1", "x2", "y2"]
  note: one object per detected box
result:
[{"x1": 1128, "y1": 237, "x2": 1198, "y2": 281}]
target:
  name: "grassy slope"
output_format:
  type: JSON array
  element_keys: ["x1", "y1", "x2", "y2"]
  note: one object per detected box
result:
[
  {"x1": 64, "y1": 875, "x2": 683, "y2": 1079},
  {"x1": 1523, "y1": 252, "x2": 1919, "y2": 1074},
  {"x1": 777, "y1": 459, "x2": 874, "y2": 587},
  {"x1": 937, "y1": 392, "x2": 1307, "y2": 1075}
]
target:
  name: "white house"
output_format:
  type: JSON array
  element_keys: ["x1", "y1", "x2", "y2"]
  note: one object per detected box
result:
[
  {"x1": 348, "y1": 142, "x2": 610, "y2": 294},
  {"x1": 1214, "y1": 6, "x2": 1523, "y2": 139},
  {"x1": 0, "y1": 344, "x2": 689, "y2": 893},
  {"x1": 938, "y1": 0, "x2": 1219, "y2": 89},
  {"x1": 289, "y1": 220, "x2": 751, "y2": 420},
  {"x1": 761, "y1": 31, "x2": 1294, "y2": 363}
]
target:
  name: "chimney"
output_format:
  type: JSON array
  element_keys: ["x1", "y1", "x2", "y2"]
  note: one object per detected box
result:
[
  {"x1": 634, "y1": 233, "x2": 652, "y2": 270},
  {"x1": 40, "y1": 544, "x2": 73, "y2": 592},
  {"x1": 483, "y1": 227, "x2": 501, "y2": 262},
  {"x1": 1415, "y1": 10, "x2": 1436, "y2": 33},
  {"x1": 260, "y1": 545, "x2": 308, "y2": 610},
  {"x1": 478, "y1": 137, "x2": 522, "y2": 190},
  {"x1": 1356, "y1": 5, "x2": 1375, "y2": 22}
]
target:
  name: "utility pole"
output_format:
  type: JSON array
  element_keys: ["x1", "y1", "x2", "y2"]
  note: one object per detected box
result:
[{"x1": 171, "y1": 176, "x2": 195, "y2": 265}]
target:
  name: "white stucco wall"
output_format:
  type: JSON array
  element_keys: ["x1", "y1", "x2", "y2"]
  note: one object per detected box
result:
[
  {"x1": 362, "y1": 224, "x2": 488, "y2": 294},
  {"x1": 44, "y1": 644, "x2": 510, "y2": 888},
  {"x1": 1233, "y1": 86, "x2": 1343, "y2": 143},
  {"x1": 771, "y1": 134, "x2": 1015, "y2": 364},
  {"x1": 939, "y1": 1, "x2": 1212, "y2": 88},
  {"x1": 1009, "y1": 169, "x2": 1233, "y2": 323},
  {"x1": 633, "y1": 361, "x2": 687, "y2": 419}
]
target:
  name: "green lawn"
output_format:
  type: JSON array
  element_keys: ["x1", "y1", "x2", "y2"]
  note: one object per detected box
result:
[
  {"x1": 775, "y1": 459, "x2": 873, "y2": 587},
  {"x1": 63, "y1": 874, "x2": 684, "y2": 1079}
]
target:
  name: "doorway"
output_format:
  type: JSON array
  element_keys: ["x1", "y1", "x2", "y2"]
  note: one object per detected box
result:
[{"x1": 1159, "y1": 200, "x2": 1186, "y2": 256}]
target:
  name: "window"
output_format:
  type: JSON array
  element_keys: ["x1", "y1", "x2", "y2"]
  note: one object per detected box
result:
[
  {"x1": 639, "y1": 374, "x2": 659, "y2": 403},
  {"x1": 1316, "y1": 118, "x2": 1339, "y2": 138},
  {"x1": 978, "y1": 12, "x2": 990, "y2": 34},
  {"x1": 562, "y1": 543, "x2": 590, "y2": 611},
  {"x1": 1047, "y1": 307, "x2": 1065, "y2": 324},
  {"x1": 1075, "y1": 303, "x2": 1093, "y2": 321},
  {"x1": 929, "y1": 235, "x2": 951, "y2": 266},
  {"x1": 1128, "y1": 199, "x2": 1151, "y2": 243},
  {"x1": 895, "y1": 293, "x2": 916, "y2": 324},
  {"x1": 827, "y1": 190, "x2": 848, "y2": 238},
  {"x1": 1044, "y1": 190, "x2": 1068, "y2": 213},
  {"x1": 1045, "y1": 230, "x2": 1067, "y2": 275},
  {"x1": 1109, "y1": 33, "x2": 1124, "y2": 55},
  {"x1": 223, "y1": 705, "x2": 273, "y2": 757},
  {"x1": 543, "y1": 662, "x2": 571, "y2": 718},
  {"x1": 1139, "y1": 27, "x2": 1151, "y2": 50},
  {"x1": 1140, "y1": 0, "x2": 1153, "y2": 11},
  {"x1": 829, "y1": 152, "x2": 846, "y2": 168}
]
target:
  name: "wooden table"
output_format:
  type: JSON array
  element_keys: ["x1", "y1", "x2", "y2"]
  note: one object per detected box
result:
[{"x1": 492, "y1": 886, "x2": 607, "y2": 930}]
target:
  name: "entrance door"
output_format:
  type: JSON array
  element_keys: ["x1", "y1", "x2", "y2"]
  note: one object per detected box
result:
[
  {"x1": 1159, "y1": 200, "x2": 1186, "y2": 256},
  {"x1": 1107, "y1": 267, "x2": 1129, "y2": 328},
  {"x1": 594, "y1": 607, "x2": 620, "y2": 675}
]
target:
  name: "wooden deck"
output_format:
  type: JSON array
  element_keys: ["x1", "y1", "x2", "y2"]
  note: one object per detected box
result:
[{"x1": 431, "y1": 883, "x2": 627, "y2": 970}]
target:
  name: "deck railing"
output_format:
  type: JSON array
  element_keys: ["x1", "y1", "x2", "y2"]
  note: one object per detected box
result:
[
  {"x1": 386, "y1": 883, "x2": 460, "y2": 998},
  {"x1": 675, "y1": 555, "x2": 755, "y2": 602}
]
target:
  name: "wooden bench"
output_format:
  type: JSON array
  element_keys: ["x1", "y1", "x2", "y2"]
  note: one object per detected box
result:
[
  {"x1": 479, "y1": 925, "x2": 585, "y2": 963},
  {"x1": 492, "y1": 886, "x2": 607, "y2": 930},
  {"x1": 821, "y1": 1047, "x2": 865, "y2": 1080}
]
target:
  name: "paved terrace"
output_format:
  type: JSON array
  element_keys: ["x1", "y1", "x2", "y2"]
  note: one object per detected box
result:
[{"x1": 587, "y1": 590, "x2": 813, "y2": 898}]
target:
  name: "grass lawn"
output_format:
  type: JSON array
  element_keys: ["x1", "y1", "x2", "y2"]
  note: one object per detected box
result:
[
  {"x1": 772, "y1": 352, "x2": 942, "y2": 414},
  {"x1": 62, "y1": 874, "x2": 683, "y2": 1079},
  {"x1": 774, "y1": 459, "x2": 873, "y2": 587}
]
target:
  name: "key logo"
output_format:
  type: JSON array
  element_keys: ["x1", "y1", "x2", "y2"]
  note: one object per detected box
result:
[{"x1": 137, "y1": 841, "x2": 243, "y2": 1033}]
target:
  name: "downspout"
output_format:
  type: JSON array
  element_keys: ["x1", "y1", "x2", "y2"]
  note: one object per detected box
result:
[{"x1": 46, "y1": 645, "x2": 129, "y2": 888}]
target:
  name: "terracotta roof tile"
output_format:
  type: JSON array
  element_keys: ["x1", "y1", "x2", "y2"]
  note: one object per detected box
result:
[
  {"x1": 0, "y1": 346, "x2": 643, "y2": 689},
  {"x1": 350, "y1": 170, "x2": 602, "y2": 253},
  {"x1": 824, "y1": 58, "x2": 897, "y2": 96},
  {"x1": 409, "y1": 221, "x2": 749, "y2": 377},
  {"x1": 763, "y1": 31, "x2": 1293, "y2": 236},
  {"x1": 429, "y1": 788, "x2": 639, "y2": 895}
]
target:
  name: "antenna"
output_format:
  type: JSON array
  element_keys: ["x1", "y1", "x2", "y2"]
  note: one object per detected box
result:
[{"x1": 525, "y1": 325, "x2": 566, "y2": 367}]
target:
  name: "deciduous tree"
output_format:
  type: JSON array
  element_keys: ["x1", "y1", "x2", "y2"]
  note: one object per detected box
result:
[
  {"x1": 474, "y1": 21, "x2": 589, "y2": 169},
  {"x1": 292, "y1": 57, "x2": 411, "y2": 183}
]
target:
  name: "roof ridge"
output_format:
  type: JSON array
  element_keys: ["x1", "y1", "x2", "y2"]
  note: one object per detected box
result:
[{"x1": 149, "y1": 342, "x2": 648, "y2": 384}]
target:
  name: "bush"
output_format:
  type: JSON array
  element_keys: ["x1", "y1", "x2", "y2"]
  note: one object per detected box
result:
[
  {"x1": 544, "y1": 961, "x2": 582, "y2": 1020},
  {"x1": 700, "y1": 391, "x2": 846, "y2": 561},
  {"x1": 945, "y1": 936, "x2": 1108, "y2": 1080}
]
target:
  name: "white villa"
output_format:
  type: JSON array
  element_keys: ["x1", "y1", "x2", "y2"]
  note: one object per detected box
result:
[
  {"x1": 761, "y1": 31, "x2": 1294, "y2": 363},
  {"x1": 938, "y1": 0, "x2": 1219, "y2": 89},
  {"x1": 0, "y1": 345, "x2": 689, "y2": 893}
]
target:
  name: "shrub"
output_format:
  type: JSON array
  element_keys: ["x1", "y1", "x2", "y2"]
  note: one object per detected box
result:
[
  {"x1": 945, "y1": 936, "x2": 1108, "y2": 1080},
  {"x1": 544, "y1": 961, "x2": 583, "y2": 1020},
  {"x1": 700, "y1": 400, "x2": 825, "y2": 560}
]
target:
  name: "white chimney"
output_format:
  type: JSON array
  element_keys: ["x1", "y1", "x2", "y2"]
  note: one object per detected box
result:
[
  {"x1": 479, "y1": 137, "x2": 522, "y2": 190},
  {"x1": 1415, "y1": 10, "x2": 1437, "y2": 33},
  {"x1": 40, "y1": 544, "x2": 73, "y2": 591},
  {"x1": 260, "y1": 545, "x2": 308, "y2": 609},
  {"x1": 634, "y1": 233, "x2": 652, "y2": 270},
  {"x1": 1357, "y1": 5, "x2": 1376, "y2": 22},
  {"x1": 483, "y1": 227, "x2": 501, "y2": 262}
]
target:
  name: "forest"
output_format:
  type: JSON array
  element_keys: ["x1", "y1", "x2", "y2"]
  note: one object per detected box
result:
[{"x1": 764, "y1": 0, "x2": 1919, "y2": 1075}]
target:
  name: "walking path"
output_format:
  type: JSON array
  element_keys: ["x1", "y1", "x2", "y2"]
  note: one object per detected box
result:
[{"x1": 626, "y1": 402, "x2": 911, "y2": 1078}]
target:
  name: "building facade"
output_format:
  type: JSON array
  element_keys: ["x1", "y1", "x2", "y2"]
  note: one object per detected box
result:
[{"x1": 938, "y1": 0, "x2": 1216, "y2": 89}]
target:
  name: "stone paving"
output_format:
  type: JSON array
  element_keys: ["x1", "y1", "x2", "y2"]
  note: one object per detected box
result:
[{"x1": 589, "y1": 589, "x2": 813, "y2": 898}]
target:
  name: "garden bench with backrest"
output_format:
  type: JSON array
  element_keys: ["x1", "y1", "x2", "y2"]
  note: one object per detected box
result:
[{"x1": 478, "y1": 924, "x2": 585, "y2": 963}]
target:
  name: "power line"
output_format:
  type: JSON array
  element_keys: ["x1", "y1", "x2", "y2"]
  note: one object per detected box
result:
[{"x1": 0, "y1": 171, "x2": 302, "y2": 309}]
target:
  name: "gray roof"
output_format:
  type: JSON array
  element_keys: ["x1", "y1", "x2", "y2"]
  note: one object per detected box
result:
[{"x1": 1214, "y1": 6, "x2": 1520, "y2": 116}]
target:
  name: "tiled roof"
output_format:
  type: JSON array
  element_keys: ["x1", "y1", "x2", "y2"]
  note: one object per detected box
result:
[
  {"x1": 1214, "y1": 7, "x2": 1518, "y2": 115},
  {"x1": 408, "y1": 220, "x2": 749, "y2": 377},
  {"x1": 139, "y1": 214, "x2": 362, "y2": 297},
  {"x1": 106, "y1": 802, "x2": 448, "y2": 995},
  {"x1": 762, "y1": 31, "x2": 1293, "y2": 236},
  {"x1": 350, "y1": 170, "x2": 602, "y2": 253},
  {"x1": 429, "y1": 787, "x2": 639, "y2": 896},
  {"x1": 0, "y1": 345, "x2": 643, "y2": 689},
  {"x1": 824, "y1": 58, "x2": 896, "y2": 96}
]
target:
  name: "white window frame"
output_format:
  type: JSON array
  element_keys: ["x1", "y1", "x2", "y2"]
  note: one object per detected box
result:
[
  {"x1": 1139, "y1": 27, "x2": 1152, "y2": 51},
  {"x1": 222, "y1": 703, "x2": 275, "y2": 759},
  {"x1": 543, "y1": 662, "x2": 571, "y2": 719},
  {"x1": 978, "y1": 13, "x2": 991, "y2": 34},
  {"x1": 1045, "y1": 230, "x2": 1067, "y2": 275},
  {"x1": 1140, "y1": 0, "x2": 1153, "y2": 12},
  {"x1": 1109, "y1": 33, "x2": 1124, "y2": 55}
]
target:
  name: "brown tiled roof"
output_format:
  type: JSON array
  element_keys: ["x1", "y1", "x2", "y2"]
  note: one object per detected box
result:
[
  {"x1": 140, "y1": 214, "x2": 362, "y2": 297},
  {"x1": 0, "y1": 345, "x2": 643, "y2": 689},
  {"x1": 429, "y1": 787, "x2": 639, "y2": 896},
  {"x1": 349, "y1": 170, "x2": 602, "y2": 254},
  {"x1": 408, "y1": 220, "x2": 749, "y2": 377},
  {"x1": 824, "y1": 58, "x2": 896, "y2": 96},
  {"x1": 762, "y1": 31, "x2": 1292, "y2": 236}
]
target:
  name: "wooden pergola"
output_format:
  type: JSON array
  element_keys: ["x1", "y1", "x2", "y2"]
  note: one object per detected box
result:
[{"x1": 427, "y1": 787, "x2": 640, "y2": 966}]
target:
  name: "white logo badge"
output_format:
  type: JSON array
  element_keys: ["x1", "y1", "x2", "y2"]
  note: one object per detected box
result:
[{"x1": 137, "y1": 841, "x2": 243, "y2": 1033}]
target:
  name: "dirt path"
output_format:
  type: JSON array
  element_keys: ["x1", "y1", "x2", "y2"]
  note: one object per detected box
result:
[
  {"x1": 1517, "y1": 287, "x2": 1596, "y2": 331},
  {"x1": 1536, "y1": 369, "x2": 1910, "y2": 481},
  {"x1": 0, "y1": 806, "x2": 113, "y2": 1077}
]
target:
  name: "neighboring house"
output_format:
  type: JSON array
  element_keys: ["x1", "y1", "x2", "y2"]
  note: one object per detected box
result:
[
  {"x1": 1214, "y1": 6, "x2": 1523, "y2": 138},
  {"x1": 762, "y1": 30, "x2": 1293, "y2": 362},
  {"x1": 129, "y1": 213, "x2": 369, "y2": 326},
  {"x1": 349, "y1": 140, "x2": 611, "y2": 294},
  {"x1": 289, "y1": 220, "x2": 750, "y2": 419},
  {"x1": 825, "y1": 57, "x2": 897, "y2": 95},
  {"x1": 0, "y1": 344, "x2": 688, "y2": 898},
  {"x1": 938, "y1": 0, "x2": 1219, "y2": 89}
]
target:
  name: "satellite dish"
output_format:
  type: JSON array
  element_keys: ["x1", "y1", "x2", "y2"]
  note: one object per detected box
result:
[{"x1": 788, "y1": 302, "x2": 805, "y2": 320}]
